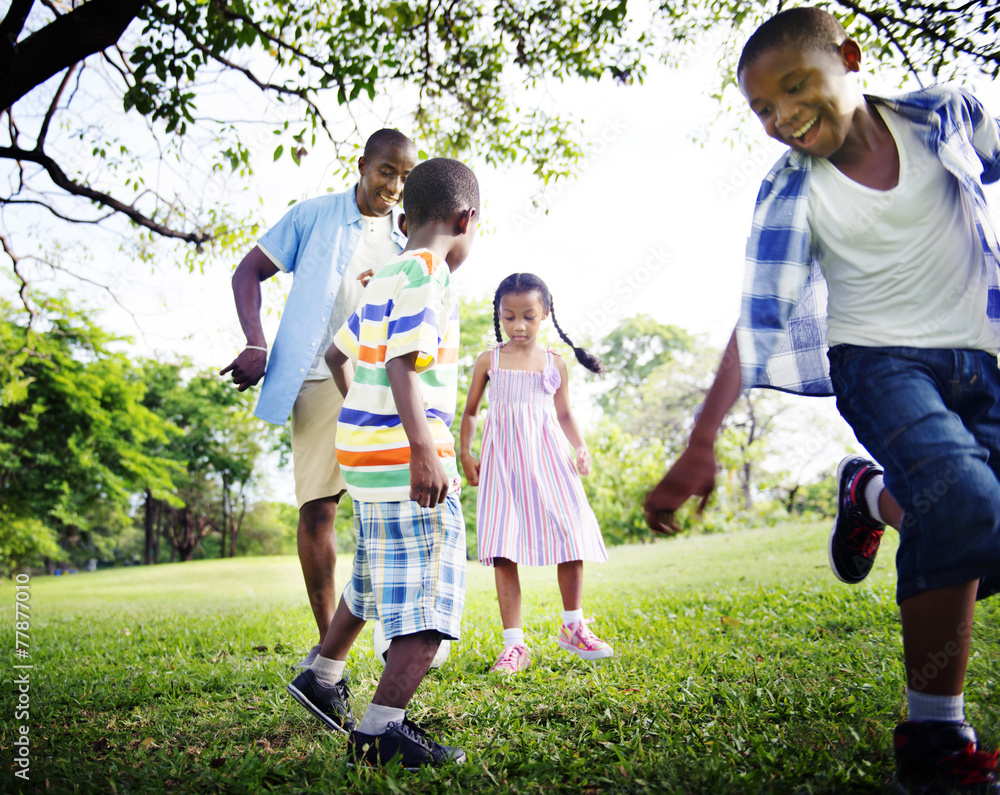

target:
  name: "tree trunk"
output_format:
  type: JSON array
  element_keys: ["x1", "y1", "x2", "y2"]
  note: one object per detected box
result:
[
  {"x1": 219, "y1": 474, "x2": 229, "y2": 558},
  {"x1": 143, "y1": 490, "x2": 154, "y2": 565}
]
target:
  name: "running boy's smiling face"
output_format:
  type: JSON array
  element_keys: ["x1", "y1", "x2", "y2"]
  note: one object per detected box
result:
[
  {"x1": 738, "y1": 39, "x2": 863, "y2": 160},
  {"x1": 500, "y1": 290, "x2": 548, "y2": 346}
]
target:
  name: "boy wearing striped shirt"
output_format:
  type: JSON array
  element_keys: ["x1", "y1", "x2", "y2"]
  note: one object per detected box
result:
[{"x1": 287, "y1": 158, "x2": 479, "y2": 769}]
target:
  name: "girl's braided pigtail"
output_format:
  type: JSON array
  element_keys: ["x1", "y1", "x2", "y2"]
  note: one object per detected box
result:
[
  {"x1": 549, "y1": 299, "x2": 603, "y2": 374},
  {"x1": 492, "y1": 294, "x2": 504, "y2": 344}
]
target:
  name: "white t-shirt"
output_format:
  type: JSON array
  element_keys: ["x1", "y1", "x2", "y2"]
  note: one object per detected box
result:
[
  {"x1": 306, "y1": 212, "x2": 399, "y2": 380},
  {"x1": 808, "y1": 105, "x2": 1000, "y2": 354}
]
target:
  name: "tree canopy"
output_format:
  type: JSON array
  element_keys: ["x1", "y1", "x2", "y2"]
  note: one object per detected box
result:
[{"x1": 2, "y1": 0, "x2": 997, "y2": 269}]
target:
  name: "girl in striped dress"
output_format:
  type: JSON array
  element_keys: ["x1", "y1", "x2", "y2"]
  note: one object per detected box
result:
[{"x1": 459, "y1": 273, "x2": 611, "y2": 674}]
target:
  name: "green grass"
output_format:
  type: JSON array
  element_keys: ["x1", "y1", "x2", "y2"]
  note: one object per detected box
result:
[{"x1": 2, "y1": 522, "x2": 998, "y2": 794}]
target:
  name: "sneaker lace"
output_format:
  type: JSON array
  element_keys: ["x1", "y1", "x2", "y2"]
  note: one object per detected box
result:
[
  {"x1": 847, "y1": 515, "x2": 884, "y2": 555},
  {"x1": 944, "y1": 743, "x2": 999, "y2": 786},
  {"x1": 495, "y1": 645, "x2": 523, "y2": 666},
  {"x1": 575, "y1": 621, "x2": 603, "y2": 645},
  {"x1": 334, "y1": 677, "x2": 353, "y2": 702},
  {"x1": 398, "y1": 717, "x2": 436, "y2": 752}
]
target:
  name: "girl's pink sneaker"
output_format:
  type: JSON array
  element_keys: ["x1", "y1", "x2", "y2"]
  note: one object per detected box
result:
[
  {"x1": 490, "y1": 643, "x2": 531, "y2": 674},
  {"x1": 558, "y1": 619, "x2": 613, "y2": 660}
]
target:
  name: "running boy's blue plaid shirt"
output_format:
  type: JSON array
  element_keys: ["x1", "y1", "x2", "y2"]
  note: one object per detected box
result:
[{"x1": 736, "y1": 86, "x2": 1000, "y2": 396}]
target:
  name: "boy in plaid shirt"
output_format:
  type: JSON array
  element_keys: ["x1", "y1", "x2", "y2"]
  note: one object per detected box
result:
[{"x1": 646, "y1": 7, "x2": 1000, "y2": 794}]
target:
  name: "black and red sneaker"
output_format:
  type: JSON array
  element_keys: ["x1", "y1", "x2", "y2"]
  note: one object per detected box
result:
[
  {"x1": 894, "y1": 720, "x2": 1000, "y2": 794},
  {"x1": 829, "y1": 455, "x2": 886, "y2": 584}
]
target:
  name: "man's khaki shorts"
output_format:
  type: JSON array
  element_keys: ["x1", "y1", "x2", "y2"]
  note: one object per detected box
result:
[{"x1": 290, "y1": 378, "x2": 347, "y2": 509}]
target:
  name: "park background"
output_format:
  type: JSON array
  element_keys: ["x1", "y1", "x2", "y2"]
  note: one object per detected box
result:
[
  {"x1": 1, "y1": 3, "x2": 999, "y2": 791},
  {"x1": 6, "y1": 0, "x2": 998, "y2": 570}
]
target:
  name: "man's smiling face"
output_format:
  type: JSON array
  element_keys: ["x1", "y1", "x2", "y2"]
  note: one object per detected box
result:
[{"x1": 356, "y1": 142, "x2": 418, "y2": 217}]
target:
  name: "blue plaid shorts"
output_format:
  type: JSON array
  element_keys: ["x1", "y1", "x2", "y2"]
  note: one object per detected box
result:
[{"x1": 342, "y1": 493, "x2": 466, "y2": 641}]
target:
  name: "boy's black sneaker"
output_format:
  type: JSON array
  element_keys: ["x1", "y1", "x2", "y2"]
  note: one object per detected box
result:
[
  {"x1": 286, "y1": 668, "x2": 355, "y2": 733},
  {"x1": 349, "y1": 715, "x2": 466, "y2": 769},
  {"x1": 829, "y1": 455, "x2": 886, "y2": 584},
  {"x1": 894, "y1": 720, "x2": 1000, "y2": 794}
]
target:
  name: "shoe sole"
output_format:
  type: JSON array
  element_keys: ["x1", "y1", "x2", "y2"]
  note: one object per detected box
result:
[
  {"x1": 829, "y1": 456, "x2": 865, "y2": 585},
  {"x1": 286, "y1": 682, "x2": 350, "y2": 734},
  {"x1": 557, "y1": 641, "x2": 613, "y2": 660},
  {"x1": 346, "y1": 751, "x2": 468, "y2": 770}
]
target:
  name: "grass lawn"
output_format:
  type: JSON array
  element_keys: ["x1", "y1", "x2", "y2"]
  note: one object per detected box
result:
[{"x1": 2, "y1": 521, "x2": 997, "y2": 794}]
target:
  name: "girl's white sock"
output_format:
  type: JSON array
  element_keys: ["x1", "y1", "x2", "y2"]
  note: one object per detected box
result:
[
  {"x1": 356, "y1": 703, "x2": 406, "y2": 736},
  {"x1": 310, "y1": 655, "x2": 347, "y2": 686},
  {"x1": 502, "y1": 628, "x2": 524, "y2": 648},
  {"x1": 562, "y1": 608, "x2": 584, "y2": 626},
  {"x1": 907, "y1": 688, "x2": 964, "y2": 724},
  {"x1": 864, "y1": 473, "x2": 886, "y2": 524}
]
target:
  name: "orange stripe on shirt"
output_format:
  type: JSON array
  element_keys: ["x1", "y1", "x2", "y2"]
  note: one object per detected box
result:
[
  {"x1": 337, "y1": 442, "x2": 455, "y2": 468},
  {"x1": 358, "y1": 343, "x2": 388, "y2": 365},
  {"x1": 436, "y1": 347, "x2": 458, "y2": 364},
  {"x1": 416, "y1": 250, "x2": 438, "y2": 274}
]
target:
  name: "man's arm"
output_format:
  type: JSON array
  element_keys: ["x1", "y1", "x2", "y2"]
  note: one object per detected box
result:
[
  {"x1": 219, "y1": 246, "x2": 280, "y2": 390},
  {"x1": 644, "y1": 329, "x2": 743, "y2": 534},
  {"x1": 385, "y1": 353, "x2": 450, "y2": 508}
]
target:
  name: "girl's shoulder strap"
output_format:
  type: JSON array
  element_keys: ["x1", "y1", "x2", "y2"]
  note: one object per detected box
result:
[{"x1": 490, "y1": 342, "x2": 505, "y2": 369}]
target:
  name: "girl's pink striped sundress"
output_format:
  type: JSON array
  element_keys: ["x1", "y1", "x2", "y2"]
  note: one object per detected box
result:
[{"x1": 476, "y1": 344, "x2": 608, "y2": 567}]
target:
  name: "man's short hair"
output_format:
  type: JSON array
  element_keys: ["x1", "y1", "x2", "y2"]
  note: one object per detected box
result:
[
  {"x1": 363, "y1": 128, "x2": 414, "y2": 160},
  {"x1": 402, "y1": 158, "x2": 479, "y2": 228},
  {"x1": 738, "y1": 7, "x2": 848, "y2": 77}
]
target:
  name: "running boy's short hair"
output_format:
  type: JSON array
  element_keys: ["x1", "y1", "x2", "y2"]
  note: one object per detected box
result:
[
  {"x1": 737, "y1": 6, "x2": 849, "y2": 77},
  {"x1": 402, "y1": 158, "x2": 480, "y2": 228}
]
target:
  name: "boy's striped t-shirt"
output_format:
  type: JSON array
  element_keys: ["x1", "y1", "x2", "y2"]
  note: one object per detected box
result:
[{"x1": 333, "y1": 249, "x2": 460, "y2": 503}]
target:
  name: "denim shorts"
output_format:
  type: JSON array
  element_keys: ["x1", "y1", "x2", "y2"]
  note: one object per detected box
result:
[
  {"x1": 829, "y1": 345, "x2": 1000, "y2": 603},
  {"x1": 341, "y1": 493, "x2": 466, "y2": 641}
]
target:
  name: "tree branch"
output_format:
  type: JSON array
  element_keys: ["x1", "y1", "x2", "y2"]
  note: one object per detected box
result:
[
  {"x1": 0, "y1": 0, "x2": 145, "y2": 111},
  {"x1": 0, "y1": 144, "x2": 208, "y2": 244}
]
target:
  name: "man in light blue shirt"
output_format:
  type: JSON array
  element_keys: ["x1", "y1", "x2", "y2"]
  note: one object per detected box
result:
[{"x1": 221, "y1": 129, "x2": 417, "y2": 664}]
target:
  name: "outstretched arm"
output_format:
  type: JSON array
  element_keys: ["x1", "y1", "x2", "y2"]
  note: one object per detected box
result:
[
  {"x1": 219, "y1": 246, "x2": 280, "y2": 390},
  {"x1": 459, "y1": 351, "x2": 491, "y2": 487},
  {"x1": 551, "y1": 355, "x2": 591, "y2": 475},
  {"x1": 386, "y1": 353, "x2": 450, "y2": 508},
  {"x1": 644, "y1": 329, "x2": 742, "y2": 534}
]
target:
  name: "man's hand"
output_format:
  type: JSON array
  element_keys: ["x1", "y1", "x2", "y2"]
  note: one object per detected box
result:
[
  {"x1": 220, "y1": 348, "x2": 267, "y2": 391},
  {"x1": 410, "y1": 445, "x2": 450, "y2": 508},
  {"x1": 644, "y1": 442, "x2": 718, "y2": 535}
]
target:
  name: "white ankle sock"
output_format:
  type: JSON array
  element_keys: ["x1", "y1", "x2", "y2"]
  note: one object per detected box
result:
[
  {"x1": 310, "y1": 655, "x2": 346, "y2": 686},
  {"x1": 502, "y1": 627, "x2": 524, "y2": 648},
  {"x1": 356, "y1": 703, "x2": 406, "y2": 736},
  {"x1": 907, "y1": 688, "x2": 964, "y2": 724},
  {"x1": 864, "y1": 474, "x2": 885, "y2": 524},
  {"x1": 562, "y1": 608, "x2": 584, "y2": 626}
]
